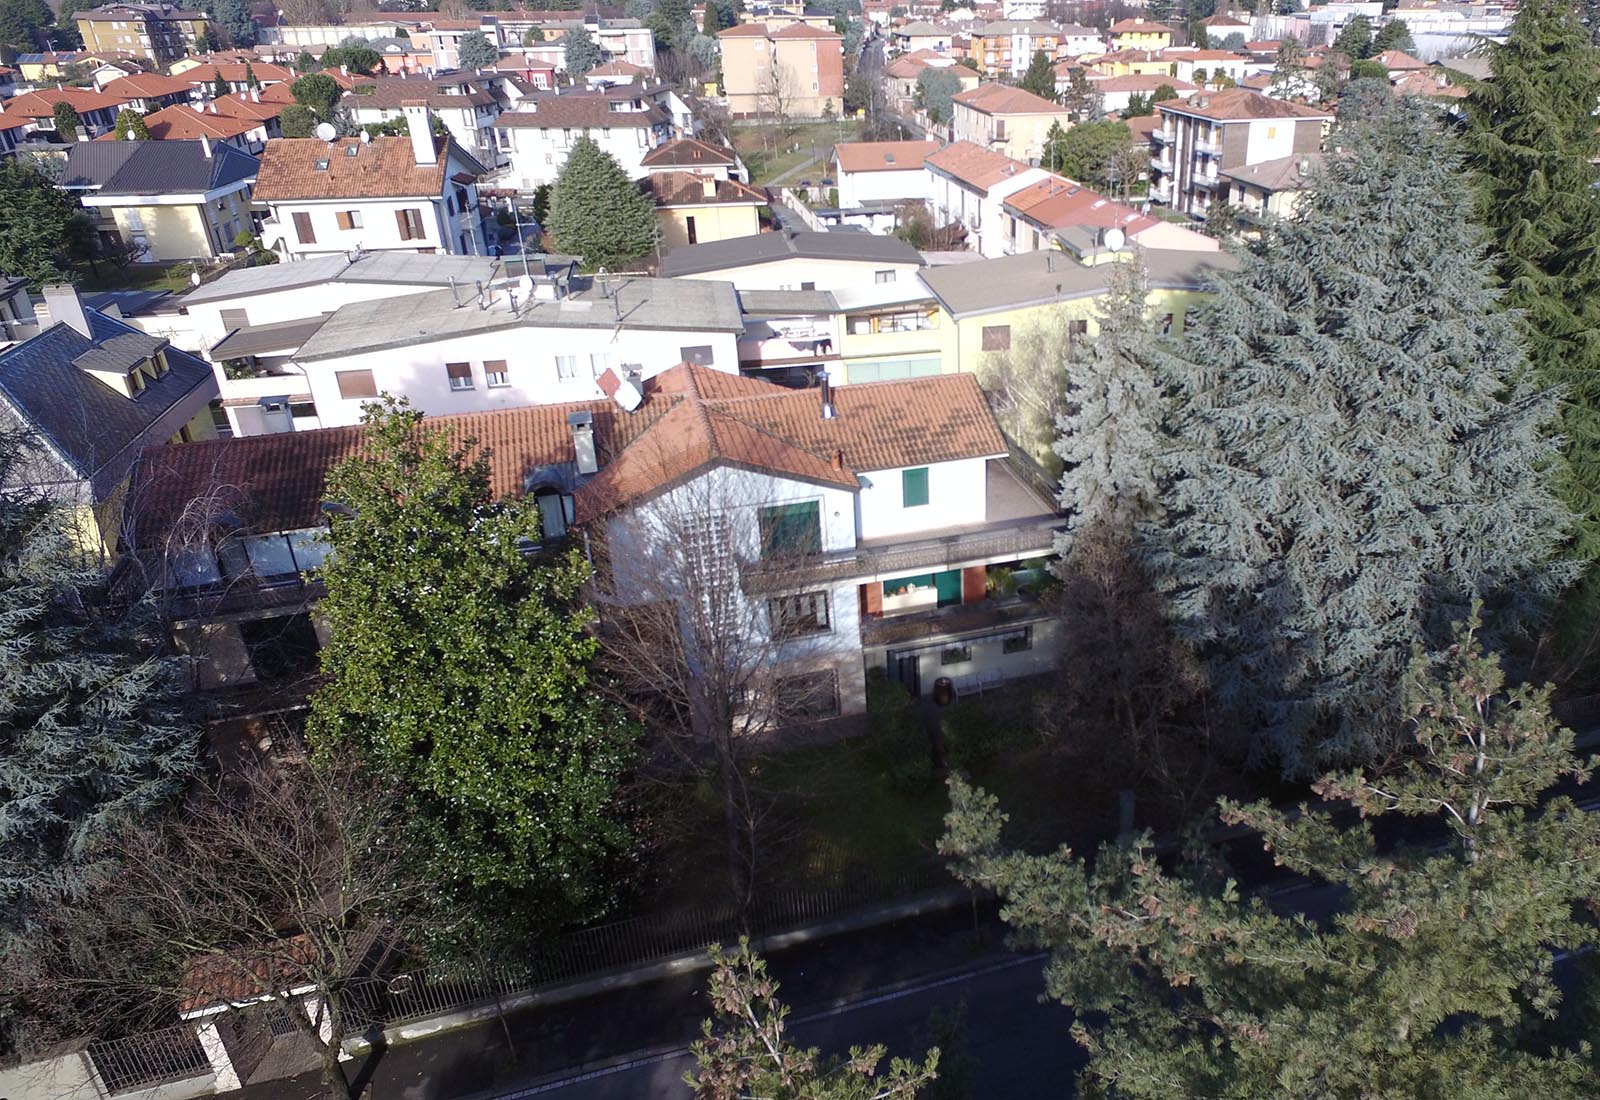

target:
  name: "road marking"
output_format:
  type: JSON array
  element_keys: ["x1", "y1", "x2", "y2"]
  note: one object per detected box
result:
[{"x1": 488, "y1": 953, "x2": 1048, "y2": 1098}]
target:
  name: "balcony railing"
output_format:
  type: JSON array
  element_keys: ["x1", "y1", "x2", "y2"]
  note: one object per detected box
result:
[{"x1": 860, "y1": 594, "x2": 1052, "y2": 649}]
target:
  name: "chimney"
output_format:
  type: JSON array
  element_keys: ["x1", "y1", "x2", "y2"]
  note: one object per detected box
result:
[
  {"x1": 831, "y1": 448, "x2": 843, "y2": 470},
  {"x1": 568, "y1": 410, "x2": 599, "y2": 474},
  {"x1": 818, "y1": 369, "x2": 835, "y2": 420},
  {"x1": 701, "y1": 175, "x2": 716, "y2": 199},
  {"x1": 401, "y1": 99, "x2": 437, "y2": 166},
  {"x1": 42, "y1": 284, "x2": 92, "y2": 337}
]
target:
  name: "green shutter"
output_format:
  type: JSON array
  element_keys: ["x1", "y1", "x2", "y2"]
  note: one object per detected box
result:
[
  {"x1": 759, "y1": 501, "x2": 822, "y2": 557},
  {"x1": 934, "y1": 569, "x2": 962, "y2": 607},
  {"x1": 902, "y1": 467, "x2": 930, "y2": 507}
]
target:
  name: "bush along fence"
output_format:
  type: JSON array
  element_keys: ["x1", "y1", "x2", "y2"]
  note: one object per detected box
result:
[{"x1": 74, "y1": 861, "x2": 958, "y2": 1096}]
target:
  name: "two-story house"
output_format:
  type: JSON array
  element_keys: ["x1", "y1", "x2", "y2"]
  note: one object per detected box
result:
[
  {"x1": 0, "y1": 284, "x2": 218, "y2": 555},
  {"x1": 1161, "y1": 46, "x2": 1250, "y2": 86},
  {"x1": 997, "y1": 174, "x2": 1219, "y2": 255},
  {"x1": 923, "y1": 140, "x2": 1048, "y2": 257},
  {"x1": 493, "y1": 87, "x2": 671, "y2": 190},
  {"x1": 282, "y1": 274, "x2": 745, "y2": 426},
  {"x1": 831, "y1": 139, "x2": 942, "y2": 210},
  {"x1": 132, "y1": 98, "x2": 276, "y2": 152},
  {"x1": 254, "y1": 106, "x2": 488, "y2": 261},
  {"x1": 99, "y1": 71, "x2": 192, "y2": 113},
  {"x1": 0, "y1": 88, "x2": 131, "y2": 140},
  {"x1": 60, "y1": 139, "x2": 259, "y2": 261},
  {"x1": 1149, "y1": 88, "x2": 1332, "y2": 218},
  {"x1": 950, "y1": 83, "x2": 1071, "y2": 164},
  {"x1": 889, "y1": 21, "x2": 953, "y2": 54},
  {"x1": 124, "y1": 365, "x2": 1061, "y2": 708}
]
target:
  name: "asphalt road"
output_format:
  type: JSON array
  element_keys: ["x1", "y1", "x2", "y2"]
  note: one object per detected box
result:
[{"x1": 485, "y1": 952, "x2": 1078, "y2": 1100}]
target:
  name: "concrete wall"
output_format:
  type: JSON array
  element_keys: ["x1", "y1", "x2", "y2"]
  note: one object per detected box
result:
[
  {"x1": 656, "y1": 203, "x2": 761, "y2": 251},
  {"x1": 837, "y1": 166, "x2": 926, "y2": 209},
  {"x1": 114, "y1": 205, "x2": 214, "y2": 263},
  {"x1": 855, "y1": 456, "x2": 988, "y2": 541}
]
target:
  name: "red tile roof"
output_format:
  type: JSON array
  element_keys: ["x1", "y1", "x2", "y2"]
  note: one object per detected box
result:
[
  {"x1": 129, "y1": 365, "x2": 1008, "y2": 541},
  {"x1": 182, "y1": 61, "x2": 294, "y2": 85},
  {"x1": 770, "y1": 22, "x2": 842, "y2": 38},
  {"x1": 832, "y1": 139, "x2": 940, "y2": 173},
  {"x1": 253, "y1": 134, "x2": 463, "y2": 201},
  {"x1": 924, "y1": 139, "x2": 1032, "y2": 190},
  {"x1": 716, "y1": 23, "x2": 770, "y2": 37},
  {"x1": 101, "y1": 72, "x2": 193, "y2": 98},
  {"x1": 101, "y1": 102, "x2": 262, "y2": 140},
  {"x1": 1001, "y1": 175, "x2": 1157, "y2": 236},
  {"x1": 1109, "y1": 17, "x2": 1174, "y2": 33},
  {"x1": 643, "y1": 171, "x2": 766, "y2": 207},
  {"x1": 4, "y1": 87, "x2": 131, "y2": 117},
  {"x1": 1156, "y1": 87, "x2": 1332, "y2": 120},
  {"x1": 640, "y1": 136, "x2": 738, "y2": 169},
  {"x1": 952, "y1": 82, "x2": 1066, "y2": 116}
]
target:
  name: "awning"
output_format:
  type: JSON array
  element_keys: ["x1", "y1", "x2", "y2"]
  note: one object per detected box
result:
[{"x1": 210, "y1": 315, "x2": 330, "y2": 360}]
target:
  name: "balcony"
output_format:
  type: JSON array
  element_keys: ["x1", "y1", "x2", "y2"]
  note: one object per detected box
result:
[
  {"x1": 1151, "y1": 153, "x2": 1172, "y2": 172},
  {"x1": 861, "y1": 592, "x2": 1051, "y2": 649},
  {"x1": 1151, "y1": 127, "x2": 1175, "y2": 145},
  {"x1": 1192, "y1": 137, "x2": 1221, "y2": 156},
  {"x1": 743, "y1": 460, "x2": 1061, "y2": 593},
  {"x1": 1192, "y1": 171, "x2": 1221, "y2": 189}
]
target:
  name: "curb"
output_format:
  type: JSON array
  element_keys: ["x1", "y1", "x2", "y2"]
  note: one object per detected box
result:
[{"x1": 340, "y1": 884, "x2": 975, "y2": 1055}]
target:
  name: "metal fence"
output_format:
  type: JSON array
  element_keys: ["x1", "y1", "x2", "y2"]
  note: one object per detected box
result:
[
  {"x1": 345, "y1": 861, "x2": 955, "y2": 1030},
  {"x1": 87, "y1": 1024, "x2": 211, "y2": 1094}
]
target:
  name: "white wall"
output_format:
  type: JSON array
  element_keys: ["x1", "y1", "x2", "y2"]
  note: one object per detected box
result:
[
  {"x1": 496, "y1": 121, "x2": 665, "y2": 189},
  {"x1": 677, "y1": 256, "x2": 923, "y2": 292},
  {"x1": 298, "y1": 325, "x2": 740, "y2": 424},
  {"x1": 1240, "y1": 117, "x2": 1298, "y2": 163},
  {"x1": 837, "y1": 166, "x2": 928, "y2": 209},
  {"x1": 266, "y1": 195, "x2": 483, "y2": 260},
  {"x1": 184, "y1": 280, "x2": 463, "y2": 349},
  {"x1": 855, "y1": 456, "x2": 987, "y2": 540}
]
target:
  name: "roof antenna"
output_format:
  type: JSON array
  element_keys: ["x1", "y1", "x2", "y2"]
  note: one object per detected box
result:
[{"x1": 448, "y1": 275, "x2": 463, "y2": 308}]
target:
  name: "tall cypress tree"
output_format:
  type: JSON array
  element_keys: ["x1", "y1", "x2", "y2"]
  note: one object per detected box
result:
[
  {"x1": 1465, "y1": 0, "x2": 1600, "y2": 580},
  {"x1": 0, "y1": 432, "x2": 196, "y2": 957},
  {"x1": 1144, "y1": 87, "x2": 1572, "y2": 775},
  {"x1": 547, "y1": 137, "x2": 659, "y2": 271}
]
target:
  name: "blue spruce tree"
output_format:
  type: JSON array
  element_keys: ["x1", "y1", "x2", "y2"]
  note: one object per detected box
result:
[{"x1": 1145, "y1": 86, "x2": 1573, "y2": 774}]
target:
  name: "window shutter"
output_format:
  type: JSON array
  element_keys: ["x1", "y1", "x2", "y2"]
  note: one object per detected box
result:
[
  {"x1": 293, "y1": 211, "x2": 314, "y2": 244},
  {"x1": 336, "y1": 211, "x2": 353, "y2": 230},
  {"x1": 395, "y1": 209, "x2": 411, "y2": 239},
  {"x1": 335, "y1": 369, "x2": 378, "y2": 399},
  {"x1": 446, "y1": 362, "x2": 472, "y2": 379}
]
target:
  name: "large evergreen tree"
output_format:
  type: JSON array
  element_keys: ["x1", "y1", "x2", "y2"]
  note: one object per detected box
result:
[
  {"x1": 212, "y1": 0, "x2": 255, "y2": 46},
  {"x1": 308, "y1": 400, "x2": 639, "y2": 935},
  {"x1": 1018, "y1": 49, "x2": 1056, "y2": 100},
  {"x1": 546, "y1": 137, "x2": 659, "y2": 270},
  {"x1": 941, "y1": 616, "x2": 1600, "y2": 1100},
  {"x1": 0, "y1": 160, "x2": 90, "y2": 286},
  {"x1": 457, "y1": 28, "x2": 499, "y2": 70},
  {"x1": 563, "y1": 23, "x2": 603, "y2": 76},
  {"x1": 1054, "y1": 259, "x2": 1164, "y2": 550},
  {"x1": 0, "y1": 432, "x2": 196, "y2": 958},
  {"x1": 1465, "y1": 0, "x2": 1600, "y2": 573},
  {"x1": 1144, "y1": 87, "x2": 1571, "y2": 774},
  {"x1": 113, "y1": 107, "x2": 149, "y2": 140}
]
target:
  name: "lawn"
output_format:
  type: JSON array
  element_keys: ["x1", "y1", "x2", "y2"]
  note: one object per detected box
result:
[
  {"x1": 733, "y1": 119, "x2": 864, "y2": 185},
  {"x1": 75, "y1": 259, "x2": 203, "y2": 295}
]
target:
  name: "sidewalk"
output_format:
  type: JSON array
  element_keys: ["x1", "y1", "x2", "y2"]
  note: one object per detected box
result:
[{"x1": 232, "y1": 897, "x2": 1005, "y2": 1100}]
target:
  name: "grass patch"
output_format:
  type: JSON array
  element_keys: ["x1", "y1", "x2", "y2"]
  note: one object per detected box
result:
[
  {"x1": 733, "y1": 119, "x2": 862, "y2": 185},
  {"x1": 75, "y1": 260, "x2": 201, "y2": 295}
]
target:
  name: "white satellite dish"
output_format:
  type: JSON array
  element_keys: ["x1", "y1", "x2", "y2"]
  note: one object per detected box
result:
[
  {"x1": 1104, "y1": 226, "x2": 1126, "y2": 253},
  {"x1": 359, "y1": 129, "x2": 371, "y2": 143},
  {"x1": 190, "y1": 272, "x2": 202, "y2": 287},
  {"x1": 314, "y1": 121, "x2": 338, "y2": 142}
]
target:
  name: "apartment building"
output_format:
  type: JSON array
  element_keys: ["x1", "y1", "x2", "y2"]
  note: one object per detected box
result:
[
  {"x1": 253, "y1": 107, "x2": 488, "y2": 261},
  {"x1": 717, "y1": 22, "x2": 844, "y2": 118},
  {"x1": 1149, "y1": 88, "x2": 1331, "y2": 218},
  {"x1": 924, "y1": 140, "x2": 1048, "y2": 257},
  {"x1": 950, "y1": 83, "x2": 1071, "y2": 164},
  {"x1": 343, "y1": 75, "x2": 507, "y2": 169},
  {"x1": 75, "y1": 2, "x2": 208, "y2": 65},
  {"x1": 494, "y1": 87, "x2": 672, "y2": 190},
  {"x1": 967, "y1": 19, "x2": 1062, "y2": 77},
  {"x1": 1107, "y1": 17, "x2": 1174, "y2": 50}
]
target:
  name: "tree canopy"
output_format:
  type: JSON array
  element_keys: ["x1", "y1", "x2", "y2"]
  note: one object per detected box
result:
[
  {"x1": 308, "y1": 400, "x2": 639, "y2": 936},
  {"x1": 457, "y1": 28, "x2": 499, "y2": 69},
  {"x1": 1042, "y1": 118, "x2": 1134, "y2": 188},
  {"x1": 563, "y1": 23, "x2": 603, "y2": 76},
  {"x1": 546, "y1": 136, "x2": 659, "y2": 270},
  {"x1": 1143, "y1": 87, "x2": 1571, "y2": 774},
  {"x1": 212, "y1": 0, "x2": 255, "y2": 46},
  {"x1": 1018, "y1": 48, "x2": 1056, "y2": 100},
  {"x1": 916, "y1": 66, "x2": 960, "y2": 123},
  {"x1": 0, "y1": 160, "x2": 91, "y2": 285},
  {"x1": 290, "y1": 72, "x2": 340, "y2": 119},
  {"x1": 113, "y1": 107, "x2": 150, "y2": 141},
  {"x1": 942, "y1": 615, "x2": 1600, "y2": 1099}
]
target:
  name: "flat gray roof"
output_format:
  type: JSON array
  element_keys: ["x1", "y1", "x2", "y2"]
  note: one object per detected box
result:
[
  {"x1": 181, "y1": 252, "x2": 508, "y2": 306},
  {"x1": 737, "y1": 288, "x2": 840, "y2": 315},
  {"x1": 210, "y1": 315, "x2": 331, "y2": 359},
  {"x1": 919, "y1": 247, "x2": 1238, "y2": 318},
  {"x1": 295, "y1": 276, "x2": 744, "y2": 361}
]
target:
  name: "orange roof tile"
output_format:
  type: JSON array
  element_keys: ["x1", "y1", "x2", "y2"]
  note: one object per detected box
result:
[
  {"x1": 952, "y1": 82, "x2": 1067, "y2": 116},
  {"x1": 770, "y1": 22, "x2": 842, "y2": 38},
  {"x1": 924, "y1": 139, "x2": 1031, "y2": 190},
  {"x1": 101, "y1": 71, "x2": 193, "y2": 98},
  {"x1": 832, "y1": 139, "x2": 940, "y2": 173},
  {"x1": 1157, "y1": 87, "x2": 1332, "y2": 120},
  {"x1": 253, "y1": 135, "x2": 462, "y2": 201},
  {"x1": 644, "y1": 171, "x2": 766, "y2": 207},
  {"x1": 182, "y1": 61, "x2": 294, "y2": 85},
  {"x1": 4, "y1": 87, "x2": 130, "y2": 117},
  {"x1": 125, "y1": 102, "x2": 263, "y2": 140}
]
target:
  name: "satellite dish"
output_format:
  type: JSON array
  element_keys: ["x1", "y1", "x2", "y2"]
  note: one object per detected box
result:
[
  {"x1": 1104, "y1": 226, "x2": 1126, "y2": 253},
  {"x1": 359, "y1": 129, "x2": 371, "y2": 143},
  {"x1": 190, "y1": 272, "x2": 202, "y2": 286},
  {"x1": 314, "y1": 121, "x2": 337, "y2": 141},
  {"x1": 124, "y1": 129, "x2": 137, "y2": 140}
]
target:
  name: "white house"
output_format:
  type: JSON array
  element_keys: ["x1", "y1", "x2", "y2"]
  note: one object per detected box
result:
[
  {"x1": 1161, "y1": 47, "x2": 1250, "y2": 86},
  {"x1": 493, "y1": 87, "x2": 672, "y2": 190},
  {"x1": 1056, "y1": 23, "x2": 1104, "y2": 57},
  {"x1": 1150, "y1": 89, "x2": 1332, "y2": 218},
  {"x1": 831, "y1": 139, "x2": 942, "y2": 210},
  {"x1": 923, "y1": 140, "x2": 1048, "y2": 258},
  {"x1": 253, "y1": 106, "x2": 489, "y2": 261},
  {"x1": 341, "y1": 74, "x2": 508, "y2": 170},
  {"x1": 125, "y1": 364, "x2": 1062, "y2": 706},
  {"x1": 284, "y1": 274, "x2": 745, "y2": 427},
  {"x1": 660, "y1": 230, "x2": 926, "y2": 292}
]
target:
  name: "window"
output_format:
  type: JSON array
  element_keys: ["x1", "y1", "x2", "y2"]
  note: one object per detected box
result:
[
  {"x1": 484, "y1": 359, "x2": 509, "y2": 387},
  {"x1": 289, "y1": 400, "x2": 316, "y2": 419},
  {"x1": 1003, "y1": 626, "x2": 1034, "y2": 654},
  {"x1": 758, "y1": 500, "x2": 822, "y2": 559},
  {"x1": 395, "y1": 208, "x2": 425, "y2": 240},
  {"x1": 901, "y1": 466, "x2": 929, "y2": 508},
  {"x1": 981, "y1": 325, "x2": 1011, "y2": 351},
  {"x1": 1160, "y1": 313, "x2": 1174, "y2": 337},
  {"x1": 334, "y1": 210, "x2": 363, "y2": 230},
  {"x1": 336, "y1": 369, "x2": 378, "y2": 399},
  {"x1": 874, "y1": 269, "x2": 896, "y2": 284},
  {"x1": 769, "y1": 591, "x2": 831, "y2": 637},
  {"x1": 679, "y1": 344, "x2": 714, "y2": 366},
  {"x1": 940, "y1": 644, "x2": 971, "y2": 665},
  {"x1": 292, "y1": 211, "x2": 315, "y2": 244},
  {"x1": 686, "y1": 214, "x2": 697, "y2": 244},
  {"x1": 446, "y1": 361, "x2": 473, "y2": 390},
  {"x1": 777, "y1": 669, "x2": 839, "y2": 719},
  {"x1": 556, "y1": 354, "x2": 579, "y2": 380},
  {"x1": 801, "y1": 281, "x2": 816, "y2": 291}
]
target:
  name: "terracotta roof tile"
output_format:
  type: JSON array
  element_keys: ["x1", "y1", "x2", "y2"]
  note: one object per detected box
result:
[
  {"x1": 640, "y1": 136, "x2": 738, "y2": 168},
  {"x1": 832, "y1": 139, "x2": 940, "y2": 173},
  {"x1": 769, "y1": 22, "x2": 841, "y2": 38},
  {"x1": 100, "y1": 71, "x2": 193, "y2": 98},
  {"x1": 495, "y1": 95, "x2": 668, "y2": 129},
  {"x1": 716, "y1": 23, "x2": 771, "y2": 36},
  {"x1": 182, "y1": 62, "x2": 293, "y2": 85},
  {"x1": 924, "y1": 139, "x2": 1032, "y2": 190},
  {"x1": 952, "y1": 82, "x2": 1067, "y2": 116},
  {"x1": 104, "y1": 103, "x2": 262, "y2": 140},
  {"x1": 1156, "y1": 87, "x2": 1333, "y2": 120},
  {"x1": 885, "y1": 56, "x2": 929, "y2": 78},
  {"x1": 253, "y1": 135, "x2": 462, "y2": 201},
  {"x1": 644, "y1": 171, "x2": 765, "y2": 207},
  {"x1": 1108, "y1": 17, "x2": 1174, "y2": 32},
  {"x1": 4, "y1": 87, "x2": 130, "y2": 117}
]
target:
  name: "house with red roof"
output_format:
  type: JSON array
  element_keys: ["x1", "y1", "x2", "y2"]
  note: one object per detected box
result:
[
  {"x1": 950, "y1": 82, "x2": 1071, "y2": 164},
  {"x1": 0, "y1": 87, "x2": 132, "y2": 140},
  {"x1": 922, "y1": 139, "x2": 1048, "y2": 257},
  {"x1": 998, "y1": 172, "x2": 1218, "y2": 255}
]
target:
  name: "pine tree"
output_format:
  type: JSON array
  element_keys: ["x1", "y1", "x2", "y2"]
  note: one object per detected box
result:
[
  {"x1": 50, "y1": 100, "x2": 78, "y2": 138},
  {"x1": 563, "y1": 23, "x2": 603, "y2": 76},
  {"x1": 701, "y1": 0, "x2": 723, "y2": 36},
  {"x1": 1372, "y1": 16, "x2": 1413, "y2": 53},
  {"x1": 210, "y1": 70, "x2": 228, "y2": 100},
  {"x1": 213, "y1": 0, "x2": 255, "y2": 46},
  {"x1": 941, "y1": 616, "x2": 1600, "y2": 1100},
  {"x1": 1465, "y1": 0, "x2": 1600, "y2": 569},
  {"x1": 1054, "y1": 259, "x2": 1164, "y2": 551},
  {"x1": 308, "y1": 400, "x2": 639, "y2": 935},
  {"x1": 1144, "y1": 88, "x2": 1572, "y2": 774},
  {"x1": 1018, "y1": 49, "x2": 1055, "y2": 100},
  {"x1": 0, "y1": 159, "x2": 90, "y2": 285},
  {"x1": 547, "y1": 136, "x2": 659, "y2": 270},
  {"x1": 0, "y1": 431, "x2": 197, "y2": 958},
  {"x1": 244, "y1": 61, "x2": 259, "y2": 89},
  {"x1": 113, "y1": 107, "x2": 148, "y2": 140},
  {"x1": 1333, "y1": 12, "x2": 1372, "y2": 56},
  {"x1": 457, "y1": 28, "x2": 499, "y2": 70}
]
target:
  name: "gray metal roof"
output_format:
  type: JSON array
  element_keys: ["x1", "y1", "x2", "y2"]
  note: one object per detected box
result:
[
  {"x1": 180, "y1": 251, "x2": 506, "y2": 305},
  {"x1": 294, "y1": 276, "x2": 745, "y2": 361},
  {"x1": 61, "y1": 140, "x2": 258, "y2": 196},
  {"x1": 737, "y1": 288, "x2": 840, "y2": 315},
  {"x1": 0, "y1": 310, "x2": 217, "y2": 483},
  {"x1": 659, "y1": 230, "x2": 924, "y2": 277},
  {"x1": 210, "y1": 315, "x2": 331, "y2": 359},
  {"x1": 919, "y1": 247, "x2": 1239, "y2": 318}
]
